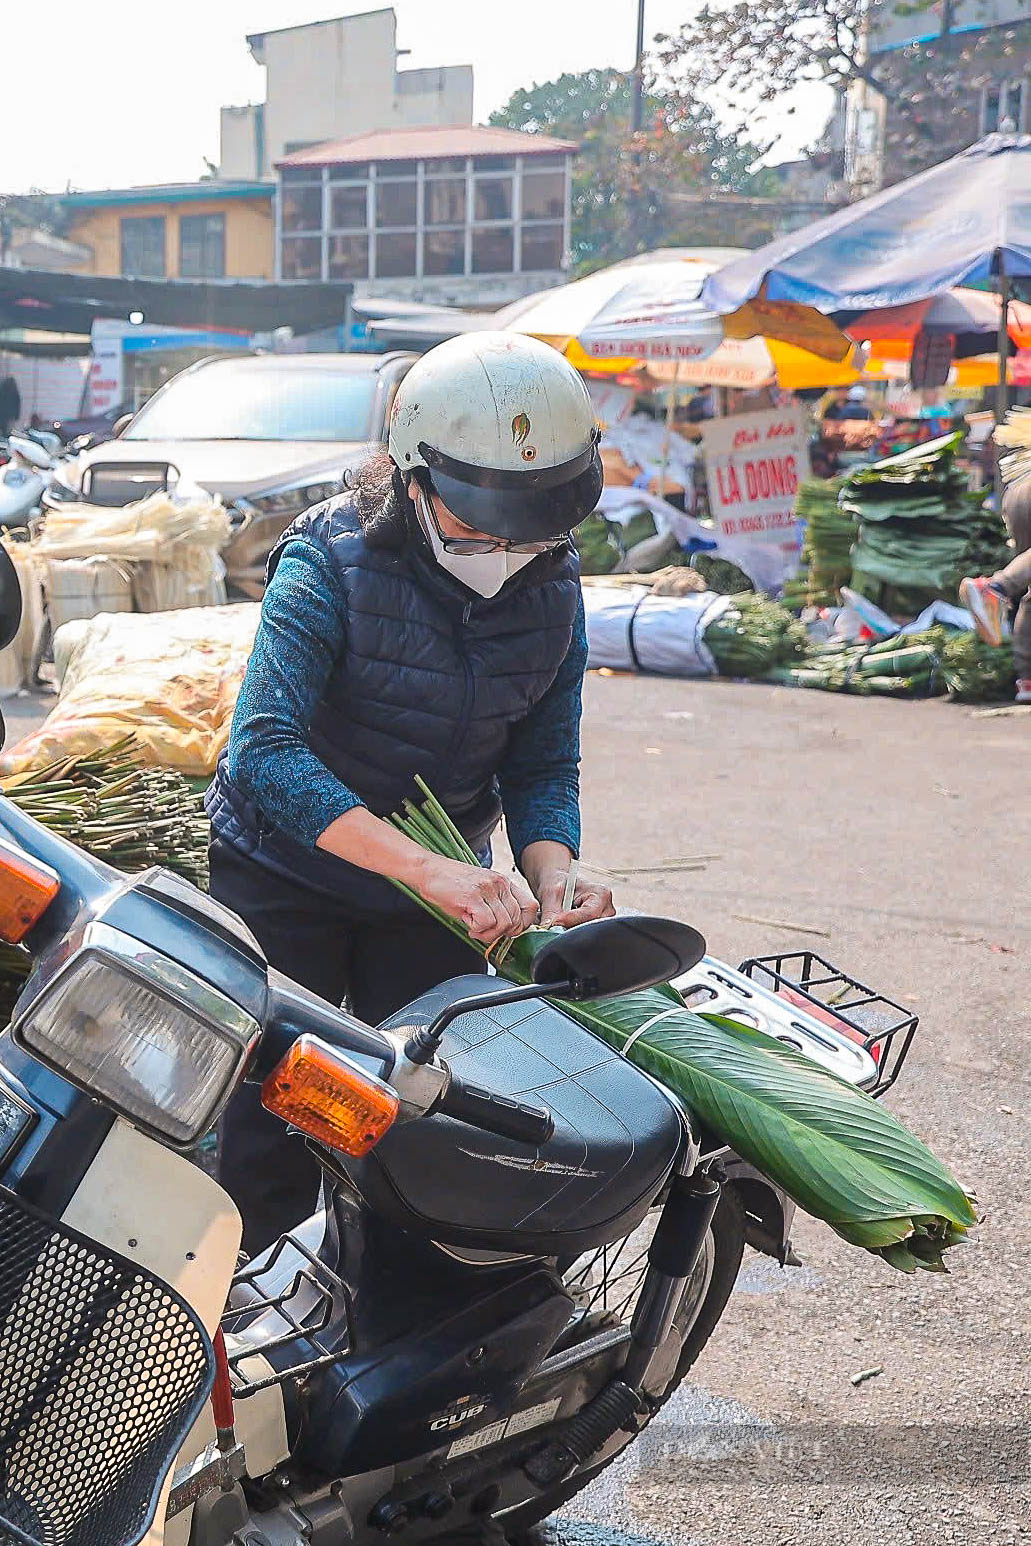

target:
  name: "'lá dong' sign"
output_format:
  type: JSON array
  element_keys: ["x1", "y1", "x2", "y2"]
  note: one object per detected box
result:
[{"x1": 701, "y1": 406, "x2": 808, "y2": 589}]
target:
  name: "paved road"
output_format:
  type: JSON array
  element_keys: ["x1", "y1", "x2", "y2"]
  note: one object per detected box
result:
[
  {"x1": 6, "y1": 676, "x2": 1029, "y2": 1543},
  {"x1": 559, "y1": 675, "x2": 1031, "y2": 1546}
]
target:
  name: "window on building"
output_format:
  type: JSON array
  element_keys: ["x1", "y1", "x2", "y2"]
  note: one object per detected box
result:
[
  {"x1": 425, "y1": 178, "x2": 466, "y2": 225},
  {"x1": 520, "y1": 223, "x2": 564, "y2": 272},
  {"x1": 281, "y1": 185, "x2": 322, "y2": 233},
  {"x1": 277, "y1": 151, "x2": 569, "y2": 283},
  {"x1": 328, "y1": 234, "x2": 369, "y2": 279},
  {"x1": 522, "y1": 170, "x2": 565, "y2": 220},
  {"x1": 423, "y1": 228, "x2": 465, "y2": 276},
  {"x1": 982, "y1": 80, "x2": 1029, "y2": 134},
  {"x1": 179, "y1": 214, "x2": 226, "y2": 278},
  {"x1": 472, "y1": 225, "x2": 514, "y2": 273},
  {"x1": 474, "y1": 177, "x2": 513, "y2": 222},
  {"x1": 376, "y1": 179, "x2": 418, "y2": 228},
  {"x1": 281, "y1": 236, "x2": 322, "y2": 279},
  {"x1": 120, "y1": 216, "x2": 166, "y2": 278},
  {"x1": 330, "y1": 184, "x2": 368, "y2": 230},
  {"x1": 376, "y1": 231, "x2": 418, "y2": 278}
]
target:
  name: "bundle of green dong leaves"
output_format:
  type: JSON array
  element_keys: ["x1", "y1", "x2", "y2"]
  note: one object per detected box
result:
[
  {"x1": 842, "y1": 434, "x2": 1009, "y2": 614},
  {"x1": 389, "y1": 780, "x2": 976, "y2": 1274}
]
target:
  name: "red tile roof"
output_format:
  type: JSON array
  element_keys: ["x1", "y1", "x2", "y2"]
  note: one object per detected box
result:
[{"x1": 276, "y1": 124, "x2": 577, "y2": 169}]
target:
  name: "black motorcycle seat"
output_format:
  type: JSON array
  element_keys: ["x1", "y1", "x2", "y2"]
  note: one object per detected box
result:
[{"x1": 344, "y1": 976, "x2": 684, "y2": 1256}]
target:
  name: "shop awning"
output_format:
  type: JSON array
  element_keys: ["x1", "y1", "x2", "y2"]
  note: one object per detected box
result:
[{"x1": 0, "y1": 269, "x2": 353, "y2": 337}]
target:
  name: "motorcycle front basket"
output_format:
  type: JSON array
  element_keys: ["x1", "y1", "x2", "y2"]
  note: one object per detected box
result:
[{"x1": 0, "y1": 1187, "x2": 214, "y2": 1546}]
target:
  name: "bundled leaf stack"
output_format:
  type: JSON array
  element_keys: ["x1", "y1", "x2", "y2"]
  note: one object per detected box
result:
[
  {"x1": 0, "y1": 739, "x2": 209, "y2": 1021},
  {"x1": 688, "y1": 553, "x2": 754, "y2": 595},
  {"x1": 787, "y1": 476, "x2": 853, "y2": 609},
  {"x1": 704, "y1": 593, "x2": 807, "y2": 678},
  {"x1": 386, "y1": 780, "x2": 976, "y2": 1274},
  {"x1": 843, "y1": 434, "x2": 1009, "y2": 616},
  {"x1": 771, "y1": 627, "x2": 1015, "y2": 702}
]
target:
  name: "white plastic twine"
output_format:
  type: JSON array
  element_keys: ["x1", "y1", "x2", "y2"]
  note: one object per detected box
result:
[{"x1": 620, "y1": 1006, "x2": 686, "y2": 1060}]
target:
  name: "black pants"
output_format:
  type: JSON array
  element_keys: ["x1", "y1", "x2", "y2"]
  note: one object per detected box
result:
[{"x1": 210, "y1": 839, "x2": 484, "y2": 1256}]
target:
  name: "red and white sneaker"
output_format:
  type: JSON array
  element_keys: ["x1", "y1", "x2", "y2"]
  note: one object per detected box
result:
[
  {"x1": 1015, "y1": 679, "x2": 1031, "y2": 704},
  {"x1": 959, "y1": 576, "x2": 1012, "y2": 647}
]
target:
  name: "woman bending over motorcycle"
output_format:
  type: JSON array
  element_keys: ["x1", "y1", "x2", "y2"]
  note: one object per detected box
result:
[{"x1": 206, "y1": 332, "x2": 614, "y2": 1252}]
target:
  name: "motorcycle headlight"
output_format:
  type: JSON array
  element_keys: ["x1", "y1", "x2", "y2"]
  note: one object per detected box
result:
[
  {"x1": 13, "y1": 924, "x2": 260, "y2": 1147},
  {"x1": 244, "y1": 479, "x2": 344, "y2": 518}
]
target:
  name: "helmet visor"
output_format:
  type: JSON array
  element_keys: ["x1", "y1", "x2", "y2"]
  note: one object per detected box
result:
[{"x1": 417, "y1": 437, "x2": 604, "y2": 543}]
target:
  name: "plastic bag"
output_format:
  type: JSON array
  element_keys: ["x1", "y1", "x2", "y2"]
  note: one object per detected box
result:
[{"x1": 1, "y1": 604, "x2": 260, "y2": 777}]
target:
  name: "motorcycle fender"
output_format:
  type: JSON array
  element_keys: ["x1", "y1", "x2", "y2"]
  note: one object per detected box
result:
[{"x1": 60, "y1": 1119, "x2": 247, "y2": 1546}]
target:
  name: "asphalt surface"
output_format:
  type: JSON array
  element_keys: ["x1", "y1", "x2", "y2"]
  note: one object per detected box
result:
[
  {"x1": 6, "y1": 676, "x2": 1029, "y2": 1544},
  {"x1": 559, "y1": 674, "x2": 1031, "y2": 1546}
]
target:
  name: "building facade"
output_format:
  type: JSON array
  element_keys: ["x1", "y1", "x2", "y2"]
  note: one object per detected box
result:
[
  {"x1": 847, "y1": 0, "x2": 1031, "y2": 193},
  {"x1": 58, "y1": 183, "x2": 275, "y2": 280},
  {"x1": 220, "y1": 9, "x2": 474, "y2": 181},
  {"x1": 276, "y1": 125, "x2": 575, "y2": 305}
]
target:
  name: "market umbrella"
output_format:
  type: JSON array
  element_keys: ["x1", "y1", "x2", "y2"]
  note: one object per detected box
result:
[
  {"x1": 702, "y1": 134, "x2": 1031, "y2": 317},
  {"x1": 498, "y1": 253, "x2": 851, "y2": 369},
  {"x1": 844, "y1": 286, "x2": 1031, "y2": 361}
]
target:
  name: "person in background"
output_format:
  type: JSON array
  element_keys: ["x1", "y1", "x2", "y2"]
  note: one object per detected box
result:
[
  {"x1": 822, "y1": 385, "x2": 874, "y2": 423},
  {"x1": 0, "y1": 377, "x2": 20, "y2": 439},
  {"x1": 960, "y1": 472, "x2": 1031, "y2": 703}
]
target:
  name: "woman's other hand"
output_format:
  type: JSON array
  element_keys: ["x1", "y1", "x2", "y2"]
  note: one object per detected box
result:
[
  {"x1": 520, "y1": 841, "x2": 615, "y2": 929},
  {"x1": 414, "y1": 854, "x2": 540, "y2": 945}
]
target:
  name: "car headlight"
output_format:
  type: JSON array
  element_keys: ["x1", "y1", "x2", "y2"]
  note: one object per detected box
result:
[
  {"x1": 13, "y1": 923, "x2": 260, "y2": 1147},
  {"x1": 244, "y1": 479, "x2": 344, "y2": 518}
]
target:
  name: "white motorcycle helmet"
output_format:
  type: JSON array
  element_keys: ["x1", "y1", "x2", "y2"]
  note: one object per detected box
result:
[{"x1": 387, "y1": 331, "x2": 603, "y2": 544}]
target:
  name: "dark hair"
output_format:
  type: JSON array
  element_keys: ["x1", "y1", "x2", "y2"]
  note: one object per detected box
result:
[{"x1": 346, "y1": 450, "x2": 413, "y2": 549}]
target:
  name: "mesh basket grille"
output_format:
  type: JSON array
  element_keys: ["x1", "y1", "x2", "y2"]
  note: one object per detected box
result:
[{"x1": 0, "y1": 1187, "x2": 214, "y2": 1546}]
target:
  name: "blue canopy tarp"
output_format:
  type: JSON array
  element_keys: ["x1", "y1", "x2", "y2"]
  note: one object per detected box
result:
[{"x1": 702, "y1": 134, "x2": 1031, "y2": 318}]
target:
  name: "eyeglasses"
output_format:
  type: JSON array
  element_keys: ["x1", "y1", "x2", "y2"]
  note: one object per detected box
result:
[{"x1": 417, "y1": 482, "x2": 566, "y2": 555}]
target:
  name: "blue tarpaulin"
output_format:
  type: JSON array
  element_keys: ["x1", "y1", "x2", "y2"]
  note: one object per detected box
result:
[{"x1": 702, "y1": 135, "x2": 1031, "y2": 318}]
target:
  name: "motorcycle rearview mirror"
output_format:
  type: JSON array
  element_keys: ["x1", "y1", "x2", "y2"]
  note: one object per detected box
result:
[
  {"x1": 403, "y1": 915, "x2": 706, "y2": 1069},
  {"x1": 7, "y1": 434, "x2": 52, "y2": 471},
  {"x1": 530, "y1": 915, "x2": 706, "y2": 1000}
]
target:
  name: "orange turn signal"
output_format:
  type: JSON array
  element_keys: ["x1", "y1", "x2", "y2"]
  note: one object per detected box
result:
[
  {"x1": 0, "y1": 840, "x2": 60, "y2": 944},
  {"x1": 261, "y1": 1036, "x2": 399, "y2": 1157}
]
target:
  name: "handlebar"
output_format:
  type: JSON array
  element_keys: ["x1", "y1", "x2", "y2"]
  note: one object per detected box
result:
[{"x1": 437, "y1": 1077, "x2": 554, "y2": 1147}]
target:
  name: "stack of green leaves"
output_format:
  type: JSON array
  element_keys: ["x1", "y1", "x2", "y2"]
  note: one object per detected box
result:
[
  {"x1": 770, "y1": 628, "x2": 948, "y2": 698},
  {"x1": 688, "y1": 553, "x2": 754, "y2": 595},
  {"x1": 2, "y1": 738, "x2": 208, "y2": 887},
  {"x1": 792, "y1": 476, "x2": 852, "y2": 608},
  {"x1": 842, "y1": 433, "x2": 1009, "y2": 615},
  {"x1": 387, "y1": 779, "x2": 977, "y2": 1273},
  {"x1": 939, "y1": 630, "x2": 1015, "y2": 701},
  {"x1": 574, "y1": 511, "x2": 657, "y2": 574},
  {"x1": 0, "y1": 737, "x2": 209, "y2": 1020},
  {"x1": 704, "y1": 593, "x2": 807, "y2": 678}
]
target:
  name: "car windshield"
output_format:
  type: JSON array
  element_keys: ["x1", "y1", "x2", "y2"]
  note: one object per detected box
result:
[{"x1": 124, "y1": 362, "x2": 378, "y2": 443}]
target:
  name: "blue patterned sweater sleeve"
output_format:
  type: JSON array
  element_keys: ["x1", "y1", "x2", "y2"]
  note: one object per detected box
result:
[
  {"x1": 226, "y1": 538, "x2": 364, "y2": 849},
  {"x1": 498, "y1": 593, "x2": 586, "y2": 863}
]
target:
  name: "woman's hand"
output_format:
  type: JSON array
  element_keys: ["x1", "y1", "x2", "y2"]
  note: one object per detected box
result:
[
  {"x1": 520, "y1": 841, "x2": 615, "y2": 930},
  {"x1": 413, "y1": 853, "x2": 540, "y2": 946}
]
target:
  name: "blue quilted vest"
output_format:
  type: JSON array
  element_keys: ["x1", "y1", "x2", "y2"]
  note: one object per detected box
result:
[{"x1": 208, "y1": 497, "x2": 581, "y2": 916}]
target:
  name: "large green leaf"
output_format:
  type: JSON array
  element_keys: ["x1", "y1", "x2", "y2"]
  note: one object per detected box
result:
[{"x1": 390, "y1": 806, "x2": 976, "y2": 1271}]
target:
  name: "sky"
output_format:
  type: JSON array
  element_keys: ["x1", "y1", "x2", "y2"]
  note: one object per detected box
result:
[{"x1": 1, "y1": 0, "x2": 832, "y2": 194}]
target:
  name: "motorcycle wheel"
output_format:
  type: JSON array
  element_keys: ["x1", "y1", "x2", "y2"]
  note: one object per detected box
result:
[{"x1": 496, "y1": 1184, "x2": 746, "y2": 1540}]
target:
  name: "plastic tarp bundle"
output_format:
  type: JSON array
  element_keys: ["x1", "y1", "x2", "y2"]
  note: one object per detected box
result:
[
  {"x1": 1, "y1": 604, "x2": 260, "y2": 778},
  {"x1": 34, "y1": 492, "x2": 231, "y2": 624},
  {"x1": 583, "y1": 584, "x2": 731, "y2": 675}
]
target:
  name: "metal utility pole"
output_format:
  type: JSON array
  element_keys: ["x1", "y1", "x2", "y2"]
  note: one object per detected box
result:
[{"x1": 630, "y1": 0, "x2": 646, "y2": 132}]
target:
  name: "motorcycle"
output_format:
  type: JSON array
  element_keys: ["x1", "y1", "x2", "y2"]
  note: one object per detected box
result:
[
  {"x1": 0, "y1": 433, "x2": 58, "y2": 528},
  {"x1": 0, "y1": 546, "x2": 918, "y2": 1546}
]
